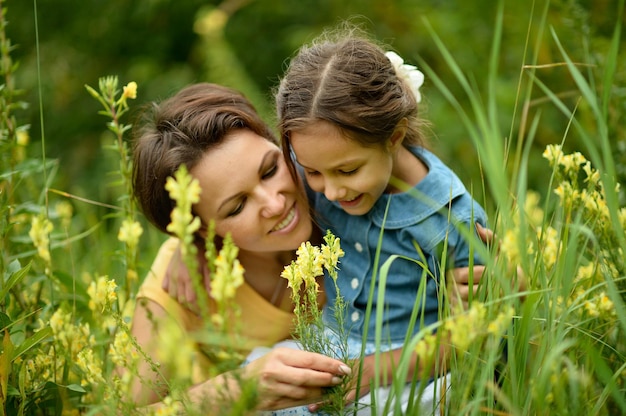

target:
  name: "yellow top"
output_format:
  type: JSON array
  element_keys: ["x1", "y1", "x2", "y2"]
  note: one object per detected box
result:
[{"x1": 136, "y1": 237, "x2": 295, "y2": 384}]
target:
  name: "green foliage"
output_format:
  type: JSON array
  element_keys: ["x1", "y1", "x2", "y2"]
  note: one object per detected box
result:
[{"x1": 1, "y1": 0, "x2": 625, "y2": 415}]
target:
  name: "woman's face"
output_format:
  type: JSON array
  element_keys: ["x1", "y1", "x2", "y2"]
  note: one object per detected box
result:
[{"x1": 191, "y1": 129, "x2": 312, "y2": 253}]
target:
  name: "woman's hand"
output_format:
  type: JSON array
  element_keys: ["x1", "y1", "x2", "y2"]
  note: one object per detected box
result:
[{"x1": 243, "y1": 348, "x2": 351, "y2": 410}]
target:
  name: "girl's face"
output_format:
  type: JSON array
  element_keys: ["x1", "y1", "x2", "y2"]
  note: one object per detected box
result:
[
  {"x1": 191, "y1": 129, "x2": 312, "y2": 253},
  {"x1": 290, "y1": 120, "x2": 397, "y2": 216}
]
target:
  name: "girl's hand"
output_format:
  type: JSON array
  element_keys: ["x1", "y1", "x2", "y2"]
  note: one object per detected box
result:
[
  {"x1": 162, "y1": 241, "x2": 211, "y2": 313},
  {"x1": 244, "y1": 348, "x2": 351, "y2": 410},
  {"x1": 447, "y1": 223, "x2": 493, "y2": 310},
  {"x1": 449, "y1": 223, "x2": 526, "y2": 310}
]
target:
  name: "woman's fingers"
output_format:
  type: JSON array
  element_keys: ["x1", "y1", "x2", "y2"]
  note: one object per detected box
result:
[{"x1": 245, "y1": 348, "x2": 350, "y2": 410}]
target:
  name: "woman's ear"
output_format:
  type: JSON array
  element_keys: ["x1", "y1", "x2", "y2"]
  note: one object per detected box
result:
[{"x1": 387, "y1": 118, "x2": 408, "y2": 152}]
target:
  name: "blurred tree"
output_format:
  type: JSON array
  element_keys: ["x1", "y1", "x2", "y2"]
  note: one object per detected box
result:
[{"x1": 6, "y1": 0, "x2": 625, "y2": 208}]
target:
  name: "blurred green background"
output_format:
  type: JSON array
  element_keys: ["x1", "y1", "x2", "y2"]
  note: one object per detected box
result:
[{"x1": 6, "y1": 0, "x2": 625, "y2": 271}]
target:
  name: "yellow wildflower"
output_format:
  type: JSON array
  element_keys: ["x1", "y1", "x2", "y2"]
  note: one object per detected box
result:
[
  {"x1": 538, "y1": 226, "x2": 561, "y2": 270},
  {"x1": 321, "y1": 230, "x2": 345, "y2": 283},
  {"x1": 165, "y1": 166, "x2": 202, "y2": 250},
  {"x1": 575, "y1": 263, "x2": 596, "y2": 283},
  {"x1": 524, "y1": 191, "x2": 544, "y2": 227},
  {"x1": 295, "y1": 241, "x2": 323, "y2": 289},
  {"x1": 584, "y1": 300, "x2": 599, "y2": 317},
  {"x1": 542, "y1": 144, "x2": 563, "y2": 166},
  {"x1": 194, "y1": 8, "x2": 228, "y2": 36},
  {"x1": 597, "y1": 292, "x2": 615, "y2": 316},
  {"x1": 582, "y1": 161, "x2": 600, "y2": 187},
  {"x1": 487, "y1": 306, "x2": 514, "y2": 335},
  {"x1": 109, "y1": 329, "x2": 139, "y2": 368},
  {"x1": 16, "y1": 129, "x2": 29, "y2": 146},
  {"x1": 155, "y1": 396, "x2": 185, "y2": 416},
  {"x1": 445, "y1": 302, "x2": 487, "y2": 353},
  {"x1": 122, "y1": 81, "x2": 137, "y2": 100},
  {"x1": 560, "y1": 151, "x2": 586, "y2": 174},
  {"x1": 414, "y1": 332, "x2": 438, "y2": 363},
  {"x1": 87, "y1": 276, "x2": 118, "y2": 313},
  {"x1": 49, "y1": 308, "x2": 95, "y2": 353},
  {"x1": 500, "y1": 229, "x2": 520, "y2": 264},
  {"x1": 118, "y1": 218, "x2": 144, "y2": 249},
  {"x1": 29, "y1": 214, "x2": 54, "y2": 263},
  {"x1": 77, "y1": 348, "x2": 105, "y2": 386},
  {"x1": 211, "y1": 253, "x2": 245, "y2": 303},
  {"x1": 281, "y1": 262, "x2": 303, "y2": 292}
]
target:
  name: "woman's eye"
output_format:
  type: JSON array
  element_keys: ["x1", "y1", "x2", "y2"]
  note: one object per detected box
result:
[
  {"x1": 227, "y1": 199, "x2": 246, "y2": 217},
  {"x1": 262, "y1": 163, "x2": 278, "y2": 179},
  {"x1": 305, "y1": 170, "x2": 320, "y2": 177}
]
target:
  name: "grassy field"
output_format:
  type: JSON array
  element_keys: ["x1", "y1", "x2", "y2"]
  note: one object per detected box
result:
[{"x1": 1, "y1": 1, "x2": 624, "y2": 415}]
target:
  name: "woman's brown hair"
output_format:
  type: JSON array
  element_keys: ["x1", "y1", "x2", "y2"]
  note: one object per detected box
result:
[{"x1": 132, "y1": 83, "x2": 276, "y2": 234}]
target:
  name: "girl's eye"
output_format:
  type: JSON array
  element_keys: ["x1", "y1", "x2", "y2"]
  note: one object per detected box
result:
[
  {"x1": 227, "y1": 198, "x2": 246, "y2": 217},
  {"x1": 305, "y1": 170, "x2": 320, "y2": 177},
  {"x1": 340, "y1": 168, "x2": 358, "y2": 175}
]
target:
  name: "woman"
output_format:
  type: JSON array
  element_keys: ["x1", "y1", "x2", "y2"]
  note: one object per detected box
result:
[
  {"x1": 128, "y1": 82, "x2": 488, "y2": 413},
  {"x1": 130, "y1": 83, "x2": 349, "y2": 413}
]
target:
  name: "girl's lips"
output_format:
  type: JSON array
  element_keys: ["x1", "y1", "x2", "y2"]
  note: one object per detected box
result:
[
  {"x1": 271, "y1": 205, "x2": 297, "y2": 233},
  {"x1": 339, "y1": 193, "x2": 363, "y2": 209}
]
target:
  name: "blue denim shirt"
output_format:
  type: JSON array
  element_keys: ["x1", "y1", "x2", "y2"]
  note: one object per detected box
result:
[{"x1": 305, "y1": 147, "x2": 487, "y2": 344}]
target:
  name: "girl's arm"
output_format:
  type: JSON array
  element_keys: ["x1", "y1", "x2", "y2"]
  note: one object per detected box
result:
[
  {"x1": 127, "y1": 298, "x2": 350, "y2": 412},
  {"x1": 307, "y1": 259, "x2": 489, "y2": 412}
]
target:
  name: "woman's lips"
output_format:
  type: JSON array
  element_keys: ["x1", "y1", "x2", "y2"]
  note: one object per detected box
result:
[{"x1": 271, "y1": 205, "x2": 297, "y2": 232}]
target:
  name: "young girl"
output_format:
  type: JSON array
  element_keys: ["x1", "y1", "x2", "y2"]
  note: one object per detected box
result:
[{"x1": 275, "y1": 27, "x2": 488, "y2": 413}]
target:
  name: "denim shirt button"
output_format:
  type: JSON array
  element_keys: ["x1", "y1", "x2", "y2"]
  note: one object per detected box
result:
[
  {"x1": 351, "y1": 278, "x2": 359, "y2": 290},
  {"x1": 350, "y1": 311, "x2": 360, "y2": 322},
  {"x1": 354, "y1": 242, "x2": 363, "y2": 252}
]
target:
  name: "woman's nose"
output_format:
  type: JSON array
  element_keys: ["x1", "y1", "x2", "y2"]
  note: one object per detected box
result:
[{"x1": 259, "y1": 185, "x2": 285, "y2": 217}]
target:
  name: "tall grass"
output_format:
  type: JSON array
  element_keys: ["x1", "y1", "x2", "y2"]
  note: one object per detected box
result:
[
  {"x1": 386, "y1": 0, "x2": 625, "y2": 414},
  {"x1": 0, "y1": 0, "x2": 624, "y2": 415}
]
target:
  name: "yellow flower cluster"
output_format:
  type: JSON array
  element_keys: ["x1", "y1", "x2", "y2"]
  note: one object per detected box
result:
[
  {"x1": 281, "y1": 231, "x2": 345, "y2": 352},
  {"x1": 153, "y1": 396, "x2": 185, "y2": 416},
  {"x1": 29, "y1": 214, "x2": 53, "y2": 264},
  {"x1": 87, "y1": 276, "x2": 118, "y2": 313},
  {"x1": 165, "y1": 165, "x2": 202, "y2": 253},
  {"x1": 117, "y1": 218, "x2": 143, "y2": 250},
  {"x1": 210, "y1": 239, "x2": 245, "y2": 304},
  {"x1": 442, "y1": 302, "x2": 514, "y2": 354},
  {"x1": 281, "y1": 231, "x2": 344, "y2": 293},
  {"x1": 77, "y1": 348, "x2": 106, "y2": 386},
  {"x1": 26, "y1": 308, "x2": 101, "y2": 390},
  {"x1": 109, "y1": 329, "x2": 140, "y2": 368},
  {"x1": 49, "y1": 308, "x2": 95, "y2": 352}
]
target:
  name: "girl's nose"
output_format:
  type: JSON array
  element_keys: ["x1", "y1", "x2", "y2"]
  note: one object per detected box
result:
[{"x1": 322, "y1": 179, "x2": 347, "y2": 201}]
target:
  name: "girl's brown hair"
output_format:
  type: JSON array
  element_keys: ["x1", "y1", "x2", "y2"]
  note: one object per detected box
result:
[{"x1": 275, "y1": 25, "x2": 427, "y2": 160}]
